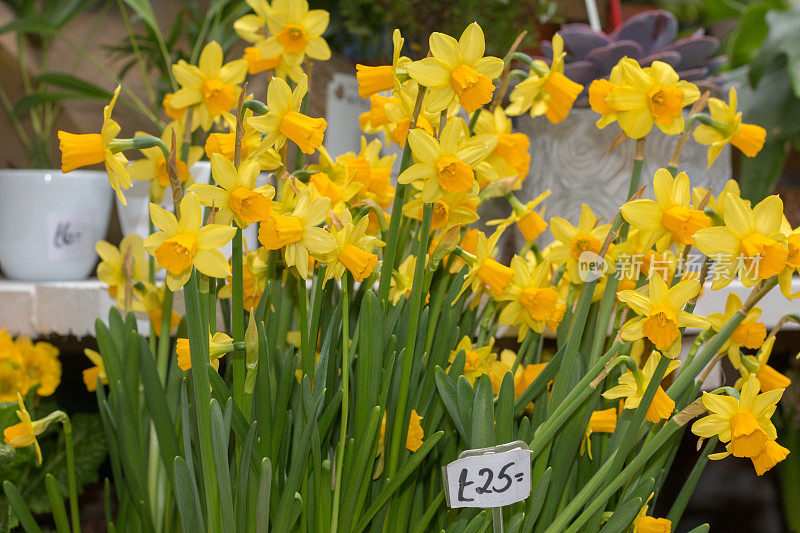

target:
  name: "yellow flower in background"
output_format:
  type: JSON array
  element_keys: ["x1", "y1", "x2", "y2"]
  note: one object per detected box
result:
[
  {"x1": 144, "y1": 192, "x2": 237, "y2": 290},
  {"x1": 234, "y1": 0, "x2": 271, "y2": 44},
  {"x1": 735, "y1": 336, "x2": 791, "y2": 393},
  {"x1": 249, "y1": 73, "x2": 327, "y2": 154},
  {"x1": 590, "y1": 58, "x2": 700, "y2": 138},
  {"x1": 0, "y1": 351, "x2": 27, "y2": 402},
  {"x1": 171, "y1": 41, "x2": 247, "y2": 131},
  {"x1": 389, "y1": 255, "x2": 418, "y2": 305},
  {"x1": 258, "y1": 189, "x2": 335, "y2": 278},
  {"x1": 398, "y1": 117, "x2": 496, "y2": 203},
  {"x1": 779, "y1": 227, "x2": 800, "y2": 299},
  {"x1": 204, "y1": 111, "x2": 282, "y2": 171},
  {"x1": 356, "y1": 30, "x2": 410, "y2": 99},
  {"x1": 190, "y1": 154, "x2": 275, "y2": 229},
  {"x1": 96, "y1": 234, "x2": 149, "y2": 305},
  {"x1": 707, "y1": 293, "x2": 766, "y2": 369},
  {"x1": 693, "y1": 88, "x2": 766, "y2": 167},
  {"x1": 406, "y1": 410, "x2": 425, "y2": 452},
  {"x1": 547, "y1": 204, "x2": 612, "y2": 283},
  {"x1": 488, "y1": 190, "x2": 550, "y2": 243},
  {"x1": 132, "y1": 281, "x2": 182, "y2": 335},
  {"x1": 618, "y1": 273, "x2": 708, "y2": 357},
  {"x1": 162, "y1": 93, "x2": 185, "y2": 122},
  {"x1": 632, "y1": 495, "x2": 671, "y2": 533},
  {"x1": 15, "y1": 338, "x2": 60, "y2": 397},
  {"x1": 403, "y1": 192, "x2": 479, "y2": 232},
  {"x1": 82, "y1": 349, "x2": 108, "y2": 392},
  {"x1": 621, "y1": 168, "x2": 711, "y2": 251},
  {"x1": 506, "y1": 34, "x2": 583, "y2": 124},
  {"x1": 322, "y1": 210, "x2": 384, "y2": 283},
  {"x1": 603, "y1": 351, "x2": 680, "y2": 423},
  {"x1": 498, "y1": 256, "x2": 564, "y2": 341},
  {"x1": 383, "y1": 84, "x2": 439, "y2": 147},
  {"x1": 694, "y1": 194, "x2": 788, "y2": 289},
  {"x1": 581, "y1": 408, "x2": 618, "y2": 459},
  {"x1": 473, "y1": 107, "x2": 532, "y2": 185},
  {"x1": 258, "y1": 0, "x2": 330, "y2": 62},
  {"x1": 360, "y1": 94, "x2": 399, "y2": 132},
  {"x1": 459, "y1": 230, "x2": 514, "y2": 298},
  {"x1": 691, "y1": 179, "x2": 743, "y2": 224},
  {"x1": 693, "y1": 375, "x2": 782, "y2": 459},
  {"x1": 58, "y1": 86, "x2": 132, "y2": 205},
  {"x1": 448, "y1": 336, "x2": 497, "y2": 385},
  {"x1": 337, "y1": 137, "x2": 397, "y2": 209},
  {"x1": 218, "y1": 249, "x2": 269, "y2": 310},
  {"x1": 128, "y1": 122, "x2": 203, "y2": 203},
  {"x1": 307, "y1": 170, "x2": 360, "y2": 211},
  {"x1": 176, "y1": 332, "x2": 235, "y2": 371},
  {"x1": 406, "y1": 22, "x2": 504, "y2": 113}
]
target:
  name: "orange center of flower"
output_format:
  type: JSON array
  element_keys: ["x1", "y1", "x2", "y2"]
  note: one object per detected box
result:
[
  {"x1": 309, "y1": 172, "x2": 342, "y2": 203},
  {"x1": 739, "y1": 233, "x2": 789, "y2": 279},
  {"x1": 641, "y1": 308, "x2": 679, "y2": 350},
  {"x1": 277, "y1": 24, "x2": 309, "y2": 53},
  {"x1": 450, "y1": 64, "x2": 494, "y2": 114},
  {"x1": 229, "y1": 187, "x2": 272, "y2": 226},
  {"x1": 646, "y1": 85, "x2": 684, "y2": 125},
  {"x1": 645, "y1": 387, "x2": 676, "y2": 423},
  {"x1": 477, "y1": 258, "x2": 514, "y2": 296},
  {"x1": 156, "y1": 158, "x2": 190, "y2": 187},
  {"x1": 279, "y1": 111, "x2": 327, "y2": 154},
  {"x1": 436, "y1": 156, "x2": 474, "y2": 193},
  {"x1": 520, "y1": 286, "x2": 559, "y2": 321},
  {"x1": 786, "y1": 234, "x2": 800, "y2": 268},
  {"x1": 202, "y1": 78, "x2": 238, "y2": 116},
  {"x1": 730, "y1": 410, "x2": 767, "y2": 458},
  {"x1": 494, "y1": 132, "x2": 531, "y2": 177},
  {"x1": 588, "y1": 79, "x2": 616, "y2": 116},
  {"x1": 661, "y1": 205, "x2": 711, "y2": 245},
  {"x1": 570, "y1": 235, "x2": 601, "y2": 260},
  {"x1": 244, "y1": 47, "x2": 281, "y2": 75},
  {"x1": 155, "y1": 233, "x2": 197, "y2": 275},
  {"x1": 517, "y1": 210, "x2": 548, "y2": 242},
  {"x1": 339, "y1": 244, "x2": 378, "y2": 282},
  {"x1": 258, "y1": 213, "x2": 304, "y2": 250},
  {"x1": 731, "y1": 321, "x2": 767, "y2": 350},
  {"x1": 430, "y1": 201, "x2": 450, "y2": 230}
]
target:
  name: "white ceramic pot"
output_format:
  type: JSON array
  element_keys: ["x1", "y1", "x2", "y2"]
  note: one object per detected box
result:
[
  {"x1": 0, "y1": 169, "x2": 113, "y2": 281},
  {"x1": 115, "y1": 161, "x2": 212, "y2": 239},
  {"x1": 325, "y1": 72, "x2": 371, "y2": 158},
  {"x1": 515, "y1": 108, "x2": 732, "y2": 228}
]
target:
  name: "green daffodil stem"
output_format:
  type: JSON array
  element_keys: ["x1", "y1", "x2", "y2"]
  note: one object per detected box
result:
[
  {"x1": 386, "y1": 202, "x2": 433, "y2": 478},
  {"x1": 232, "y1": 228, "x2": 246, "y2": 413},
  {"x1": 468, "y1": 108, "x2": 481, "y2": 134},
  {"x1": 157, "y1": 288, "x2": 174, "y2": 381},
  {"x1": 60, "y1": 416, "x2": 81, "y2": 533},
  {"x1": 331, "y1": 274, "x2": 351, "y2": 533},
  {"x1": 378, "y1": 86, "x2": 427, "y2": 304},
  {"x1": 667, "y1": 436, "x2": 718, "y2": 524}
]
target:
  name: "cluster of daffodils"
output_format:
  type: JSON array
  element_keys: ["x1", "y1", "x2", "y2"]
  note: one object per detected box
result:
[
  {"x1": 14, "y1": 5, "x2": 796, "y2": 531},
  {"x1": 0, "y1": 328, "x2": 60, "y2": 402}
]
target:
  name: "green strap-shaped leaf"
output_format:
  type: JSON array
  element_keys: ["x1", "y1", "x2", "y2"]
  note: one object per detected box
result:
[
  {"x1": 597, "y1": 497, "x2": 642, "y2": 533},
  {"x1": 173, "y1": 457, "x2": 204, "y2": 533},
  {"x1": 44, "y1": 474, "x2": 70, "y2": 533},
  {"x1": 3, "y1": 481, "x2": 42, "y2": 533}
]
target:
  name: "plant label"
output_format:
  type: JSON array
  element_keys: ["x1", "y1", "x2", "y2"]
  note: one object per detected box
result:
[
  {"x1": 47, "y1": 210, "x2": 93, "y2": 261},
  {"x1": 442, "y1": 441, "x2": 532, "y2": 509}
]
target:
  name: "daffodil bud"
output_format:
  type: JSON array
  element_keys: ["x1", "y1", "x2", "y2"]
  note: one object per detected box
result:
[{"x1": 244, "y1": 313, "x2": 259, "y2": 394}]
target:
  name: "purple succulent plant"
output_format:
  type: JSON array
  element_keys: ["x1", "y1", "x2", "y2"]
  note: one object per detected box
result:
[{"x1": 541, "y1": 10, "x2": 724, "y2": 90}]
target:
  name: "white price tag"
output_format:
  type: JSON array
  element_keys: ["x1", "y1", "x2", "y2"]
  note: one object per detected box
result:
[
  {"x1": 47, "y1": 210, "x2": 93, "y2": 261},
  {"x1": 442, "y1": 441, "x2": 532, "y2": 509}
]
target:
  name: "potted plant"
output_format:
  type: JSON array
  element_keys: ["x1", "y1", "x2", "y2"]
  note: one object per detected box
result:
[
  {"x1": 511, "y1": 9, "x2": 732, "y2": 225},
  {"x1": 0, "y1": 0, "x2": 117, "y2": 281}
]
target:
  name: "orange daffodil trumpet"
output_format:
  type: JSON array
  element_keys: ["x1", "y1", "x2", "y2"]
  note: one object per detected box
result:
[
  {"x1": 58, "y1": 86, "x2": 133, "y2": 205},
  {"x1": 171, "y1": 41, "x2": 247, "y2": 131},
  {"x1": 356, "y1": 30, "x2": 410, "y2": 99},
  {"x1": 506, "y1": 34, "x2": 583, "y2": 124},
  {"x1": 144, "y1": 192, "x2": 237, "y2": 291},
  {"x1": 189, "y1": 153, "x2": 276, "y2": 228},
  {"x1": 617, "y1": 272, "x2": 709, "y2": 358},
  {"x1": 248, "y1": 73, "x2": 327, "y2": 155},
  {"x1": 406, "y1": 22, "x2": 504, "y2": 114},
  {"x1": 603, "y1": 351, "x2": 680, "y2": 423}
]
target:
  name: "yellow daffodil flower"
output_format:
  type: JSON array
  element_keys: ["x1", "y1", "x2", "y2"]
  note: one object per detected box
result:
[
  {"x1": 403, "y1": 192, "x2": 479, "y2": 231},
  {"x1": 603, "y1": 351, "x2": 680, "y2": 423},
  {"x1": 14, "y1": 337, "x2": 60, "y2": 398},
  {"x1": 694, "y1": 193, "x2": 788, "y2": 289},
  {"x1": 3, "y1": 394, "x2": 63, "y2": 464},
  {"x1": 581, "y1": 408, "x2": 618, "y2": 459},
  {"x1": 750, "y1": 439, "x2": 791, "y2": 476},
  {"x1": 171, "y1": 42, "x2": 247, "y2": 131},
  {"x1": 779, "y1": 227, "x2": 800, "y2": 299},
  {"x1": 359, "y1": 94, "x2": 400, "y2": 133},
  {"x1": 190, "y1": 154, "x2": 275, "y2": 229},
  {"x1": 218, "y1": 249, "x2": 269, "y2": 310},
  {"x1": 337, "y1": 137, "x2": 397, "y2": 209},
  {"x1": 707, "y1": 293, "x2": 766, "y2": 369},
  {"x1": 258, "y1": 188, "x2": 336, "y2": 278},
  {"x1": 176, "y1": 332, "x2": 235, "y2": 371},
  {"x1": 322, "y1": 210, "x2": 384, "y2": 283},
  {"x1": 498, "y1": 256, "x2": 565, "y2": 341},
  {"x1": 162, "y1": 93, "x2": 185, "y2": 122},
  {"x1": 405, "y1": 409, "x2": 424, "y2": 452},
  {"x1": 473, "y1": 107, "x2": 532, "y2": 184},
  {"x1": 735, "y1": 336, "x2": 791, "y2": 393},
  {"x1": 96, "y1": 234, "x2": 149, "y2": 306},
  {"x1": 692, "y1": 375, "x2": 782, "y2": 459},
  {"x1": 383, "y1": 84, "x2": 439, "y2": 146},
  {"x1": 0, "y1": 346, "x2": 27, "y2": 402},
  {"x1": 203, "y1": 114, "x2": 282, "y2": 172},
  {"x1": 617, "y1": 273, "x2": 709, "y2": 357},
  {"x1": 447, "y1": 336, "x2": 497, "y2": 385},
  {"x1": 406, "y1": 22, "x2": 504, "y2": 113},
  {"x1": 459, "y1": 230, "x2": 514, "y2": 298},
  {"x1": 248, "y1": 73, "x2": 327, "y2": 154},
  {"x1": 389, "y1": 255, "x2": 418, "y2": 305},
  {"x1": 547, "y1": 204, "x2": 613, "y2": 283},
  {"x1": 506, "y1": 34, "x2": 583, "y2": 124},
  {"x1": 621, "y1": 168, "x2": 711, "y2": 251},
  {"x1": 693, "y1": 88, "x2": 766, "y2": 167},
  {"x1": 58, "y1": 86, "x2": 132, "y2": 204},
  {"x1": 143, "y1": 192, "x2": 237, "y2": 290},
  {"x1": 356, "y1": 29, "x2": 410, "y2": 99},
  {"x1": 82, "y1": 348, "x2": 108, "y2": 392},
  {"x1": 488, "y1": 190, "x2": 550, "y2": 243},
  {"x1": 257, "y1": 0, "x2": 330, "y2": 63},
  {"x1": 632, "y1": 495, "x2": 671, "y2": 533},
  {"x1": 233, "y1": 0, "x2": 271, "y2": 44},
  {"x1": 132, "y1": 281, "x2": 182, "y2": 336},
  {"x1": 691, "y1": 179, "x2": 743, "y2": 224},
  {"x1": 398, "y1": 117, "x2": 496, "y2": 203},
  {"x1": 590, "y1": 58, "x2": 700, "y2": 138},
  {"x1": 128, "y1": 122, "x2": 203, "y2": 203}
]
